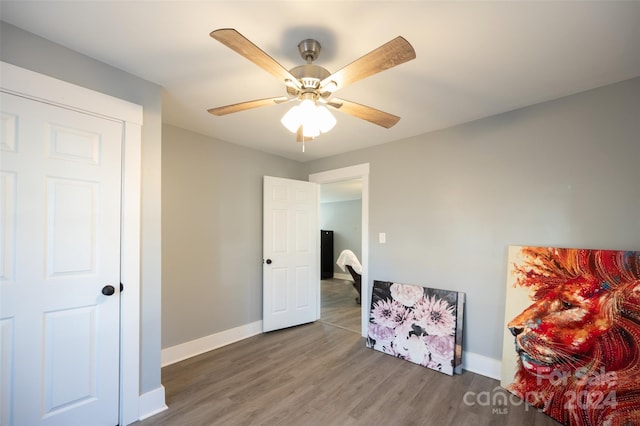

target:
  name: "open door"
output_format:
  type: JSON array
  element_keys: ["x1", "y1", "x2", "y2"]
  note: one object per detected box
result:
[{"x1": 263, "y1": 176, "x2": 318, "y2": 332}]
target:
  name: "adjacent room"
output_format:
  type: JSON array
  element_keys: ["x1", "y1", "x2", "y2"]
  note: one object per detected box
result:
[{"x1": 1, "y1": 2, "x2": 639, "y2": 425}]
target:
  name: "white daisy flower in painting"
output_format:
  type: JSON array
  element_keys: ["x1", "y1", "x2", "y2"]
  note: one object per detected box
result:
[
  {"x1": 413, "y1": 295, "x2": 456, "y2": 336},
  {"x1": 370, "y1": 298, "x2": 410, "y2": 328},
  {"x1": 390, "y1": 283, "x2": 424, "y2": 307}
]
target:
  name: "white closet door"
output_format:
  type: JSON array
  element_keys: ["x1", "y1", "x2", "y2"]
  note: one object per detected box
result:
[{"x1": 1, "y1": 92, "x2": 122, "y2": 426}]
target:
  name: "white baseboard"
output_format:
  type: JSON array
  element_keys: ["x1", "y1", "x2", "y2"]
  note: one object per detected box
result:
[
  {"x1": 161, "y1": 320, "x2": 263, "y2": 367},
  {"x1": 137, "y1": 385, "x2": 168, "y2": 421},
  {"x1": 462, "y1": 351, "x2": 501, "y2": 380}
]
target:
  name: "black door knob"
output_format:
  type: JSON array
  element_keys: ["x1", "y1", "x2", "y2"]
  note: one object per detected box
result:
[
  {"x1": 265, "y1": 259, "x2": 272, "y2": 265},
  {"x1": 102, "y1": 285, "x2": 116, "y2": 296}
]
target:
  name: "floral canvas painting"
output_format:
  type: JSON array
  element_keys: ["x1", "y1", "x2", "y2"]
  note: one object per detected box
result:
[
  {"x1": 501, "y1": 246, "x2": 640, "y2": 426},
  {"x1": 367, "y1": 281, "x2": 464, "y2": 376}
]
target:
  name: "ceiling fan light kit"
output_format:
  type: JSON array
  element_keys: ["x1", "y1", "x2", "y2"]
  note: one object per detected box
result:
[
  {"x1": 281, "y1": 96, "x2": 337, "y2": 138},
  {"x1": 282, "y1": 41, "x2": 337, "y2": 142},
  {"x1": 208, "y1": 28, "x2": 416, "y2": 149}
]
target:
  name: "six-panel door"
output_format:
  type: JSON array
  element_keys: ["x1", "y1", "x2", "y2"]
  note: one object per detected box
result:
[{"x1": 0, "y1": 92, "x2": 122, "y2": 425}]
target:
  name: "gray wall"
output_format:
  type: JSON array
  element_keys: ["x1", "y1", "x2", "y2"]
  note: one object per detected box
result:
[
  {"x1": 161, "y1": 124, "x2": 306, "y2": 347},
  {"x1": 320, "y1": 200, "x2": 362, "y2": 274},
  {"x1": 307, "y1": 77, "x2": 640, "y2": 361},
  {"x1": 0, "y1": 22, "x2": 163, "y2": 394}
]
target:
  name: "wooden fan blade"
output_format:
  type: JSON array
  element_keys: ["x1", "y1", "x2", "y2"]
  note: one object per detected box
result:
[
  {"x1": 207, "y1": 96, "x2": 289, "y2": 116},
  {"x1": 320, "y1": 36, "x2": 415, "y2": 92},
  {"x1": 210, "y1": 29, "x2": 301, "y2": 89},
  {"x1": 328, "y1": 98, "x2": 400, "y2": 128}
]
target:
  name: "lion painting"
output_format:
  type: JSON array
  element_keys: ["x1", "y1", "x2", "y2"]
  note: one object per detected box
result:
[{"x1": 502, "y1": 246, "x2": 640, "y2": 426}]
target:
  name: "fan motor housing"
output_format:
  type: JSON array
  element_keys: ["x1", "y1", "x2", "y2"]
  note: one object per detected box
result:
[{"x1": 289, "y1": 64, "x2": 330, "y2": 87}]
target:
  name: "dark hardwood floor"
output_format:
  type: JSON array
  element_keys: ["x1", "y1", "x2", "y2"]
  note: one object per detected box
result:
[{"x1": 135, "y1": 281, "x2": 560, "y2": 426}]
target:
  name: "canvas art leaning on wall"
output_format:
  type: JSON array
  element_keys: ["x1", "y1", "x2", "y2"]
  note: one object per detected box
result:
[
  {"x1": 367, "y1": 280, "x2": 464, "y2": 376},
  {"x1": 501, "y1": 246, "x2": 640, "y2": 426}
]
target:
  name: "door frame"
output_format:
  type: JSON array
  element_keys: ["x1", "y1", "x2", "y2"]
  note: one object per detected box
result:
[
  {"x1": 309, "y1": 163, "x2": 369, "y2": 337},
  {"x1": 1, "y1": 61, "x2": 142, "y2": 425}
]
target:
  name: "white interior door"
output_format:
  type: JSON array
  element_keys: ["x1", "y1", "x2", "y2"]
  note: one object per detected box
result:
[
  {"x1": 263, "y1": 176, "x2": 318, "y2": 332},
  {"x1": 0, "y1": 92, "x2": 122, "y2": 425}
]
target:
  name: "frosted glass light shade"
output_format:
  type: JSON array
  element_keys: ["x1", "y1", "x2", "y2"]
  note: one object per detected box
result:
[
  {"x1": 315, "y1": 105, "x2": 336, "y2": 133},
  {"x1": 281, "y1": 99, "x2": 336, "y2": 138},
  {"x1": 281, "y1": 105, "x2": 302, "y2": 133}
]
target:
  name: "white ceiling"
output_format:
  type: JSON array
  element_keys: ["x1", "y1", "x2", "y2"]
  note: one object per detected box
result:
[{"x1": 2, "y1": 1, "x2": 639, "y2": 162}]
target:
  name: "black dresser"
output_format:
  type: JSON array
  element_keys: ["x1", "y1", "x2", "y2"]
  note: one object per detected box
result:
[{"x1": 320, "y1": 230, "x2": 334, "y2": 279}]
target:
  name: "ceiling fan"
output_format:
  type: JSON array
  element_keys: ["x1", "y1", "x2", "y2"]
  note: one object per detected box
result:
[{"x1": 207, "y1": 28, "x2": 416, "y2": 143}]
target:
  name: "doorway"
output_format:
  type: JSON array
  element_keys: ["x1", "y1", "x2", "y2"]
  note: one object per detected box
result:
[
  {"x1": 309, "y1": 163, "x2": 369, "y2": 337},
  {"x1": 319, "y1": 180, "x2": 362, "y2": 333}
]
